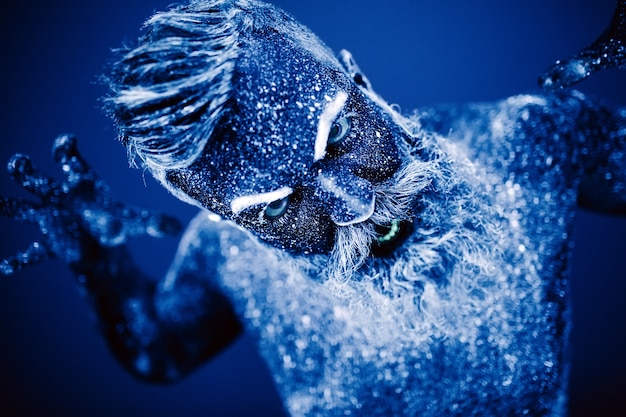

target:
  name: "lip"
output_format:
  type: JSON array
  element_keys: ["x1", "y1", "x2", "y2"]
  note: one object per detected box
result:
[{"x1": 371, "y1": 219, "x2": 413, "y2": 257}]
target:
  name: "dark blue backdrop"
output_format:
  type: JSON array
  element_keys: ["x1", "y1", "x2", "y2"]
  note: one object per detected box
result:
[{"x1": 1, "y1": 1, "x2": 624, "y2": 416}]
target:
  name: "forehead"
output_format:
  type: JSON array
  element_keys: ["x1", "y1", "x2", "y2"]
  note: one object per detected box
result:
[{"x1": 203, "y1": 35, "x2": 351, "y2": 205}]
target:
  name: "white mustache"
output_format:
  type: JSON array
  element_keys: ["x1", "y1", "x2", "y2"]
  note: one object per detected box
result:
[{"x1": 324, "y1": 157, "x2": 437, "y2": 285}]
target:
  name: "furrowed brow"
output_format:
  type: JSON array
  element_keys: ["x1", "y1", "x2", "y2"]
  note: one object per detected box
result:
[
  {"x1": 230, "y1": 186, "x2": 293, "y2": 215},
  {"x1": 314, "y1": 91, "x2": 348, "y2": 162}
]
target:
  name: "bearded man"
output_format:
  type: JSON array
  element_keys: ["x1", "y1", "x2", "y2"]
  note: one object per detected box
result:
[{"x1": 1, "y1": 0, "x2": 625, "y2": 416}]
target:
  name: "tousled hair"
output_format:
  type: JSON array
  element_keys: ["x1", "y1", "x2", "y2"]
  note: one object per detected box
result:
[
  {"x1": 107, "y1": 0, "x2": 247, "y2": 170},
  {"x1": 106, "y1": 0, "x2": 339, "y2": 172}
]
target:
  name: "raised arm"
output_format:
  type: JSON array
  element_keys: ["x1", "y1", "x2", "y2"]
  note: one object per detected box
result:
[
  {"x1": 1, "y1": 135, "x2": 241, "y2": 382},
  {"x1": 539, "y1": 0, "x2": 626, "y2": 89}
]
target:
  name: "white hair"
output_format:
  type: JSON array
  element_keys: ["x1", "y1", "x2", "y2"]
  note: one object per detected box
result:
[{"x1": 106, "y1": 0, "x2": 340, "y2": 172}]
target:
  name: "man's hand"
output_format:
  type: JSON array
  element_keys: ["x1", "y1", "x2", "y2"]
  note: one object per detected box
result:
[
  {"x1": 539, "y1": 0, "x2": 625, "y2": 90},
  {"x1": 1, "y1": 134, "x2": 181, "y2": 275}
]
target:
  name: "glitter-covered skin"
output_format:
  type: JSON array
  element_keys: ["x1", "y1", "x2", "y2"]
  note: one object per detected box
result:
[
  {"x1": 165, "y1": 32, "x2": 404, "y2": 254},
  {"x1": 1, "y1": 1, "x2": 625, "y2": 416}
]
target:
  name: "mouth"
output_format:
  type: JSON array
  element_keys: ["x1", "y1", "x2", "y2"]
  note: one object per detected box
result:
[{"x1": 371, "y1": 219, "x2": 413, "y2": 257}]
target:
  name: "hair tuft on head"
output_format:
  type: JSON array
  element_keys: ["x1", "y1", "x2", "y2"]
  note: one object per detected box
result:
[
  {"x1": 106, "y1": 0, "x2": 254, "y2": 170},
  {"x1": 105, "y1": 0, "x2": 340, "y2": 172}
]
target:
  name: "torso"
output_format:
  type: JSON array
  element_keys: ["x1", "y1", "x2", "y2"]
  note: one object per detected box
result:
[{"x1": 210, "y1": 93, "x2": 585, "y2": 415}]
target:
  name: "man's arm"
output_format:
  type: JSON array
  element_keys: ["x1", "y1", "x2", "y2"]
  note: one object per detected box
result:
[
  {"x1": 539, "y1": 0, "x2": 626, "y2": 90},
  {"x1": 75, "y1": 229, "x2": 242, "y2": 383},
  {"x1": 1, "y1": 135, "x2": 242, "y2": 383}
]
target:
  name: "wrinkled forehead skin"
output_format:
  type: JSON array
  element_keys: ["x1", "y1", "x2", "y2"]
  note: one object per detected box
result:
[{"x1": 167, "y1": 29, "x2": 353, "y2": 215}]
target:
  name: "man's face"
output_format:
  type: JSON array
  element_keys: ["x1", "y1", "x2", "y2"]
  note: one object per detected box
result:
[{"x1": 167, "y1": 36, "x2": 406, "y2": 254}]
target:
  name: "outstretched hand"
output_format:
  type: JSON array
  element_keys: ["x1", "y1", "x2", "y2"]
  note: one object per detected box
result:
[
  {"x1": 1, "y1": 135, "x2": 182, "y2": 275},
  {"x1": 539, "y1": 0, "x2": 625, "y2": 89}
]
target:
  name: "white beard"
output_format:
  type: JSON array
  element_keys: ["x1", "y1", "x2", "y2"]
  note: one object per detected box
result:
[
  {"x1": 322, "y1": 152, "x2": 437, "y2": 286},
  {"x1": 289, "y1": 123, "x2": 532, "y2": 349},
  {"x1": 316, "y1": 130, "x2": 505, "y2": 297}
]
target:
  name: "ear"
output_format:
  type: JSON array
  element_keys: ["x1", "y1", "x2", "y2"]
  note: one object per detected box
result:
[{"x1": 339, "y1": 49, "x2": 373, "y2": 91}]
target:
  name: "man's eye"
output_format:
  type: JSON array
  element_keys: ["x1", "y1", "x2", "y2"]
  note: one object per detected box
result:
[
  {"x1": 327, "y1": 116, "x2": 351, "y2": 147},
  {"x1": 264, "y1": 195, "x2": 290, "y2": 219}
]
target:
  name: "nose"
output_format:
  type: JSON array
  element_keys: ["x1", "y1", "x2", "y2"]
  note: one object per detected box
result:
[{"x1": 316, "y1": 167, "x2": 375, "y2": 226}]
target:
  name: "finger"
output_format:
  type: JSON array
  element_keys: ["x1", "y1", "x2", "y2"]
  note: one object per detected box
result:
[
  {"x1": 538, "y1": 58, "x2": 592, "y2": 91},
  {"x1": 118, "y1": 206, "x2": 183, "y2": 238},
  {"x1": 0, "y1": 196, "x2": 40, "y2": 222},
  {"x1": 81, "y1": 204, "x2": 182, "y2": 246},
  {"x1": 539, "y1": 0, "x2": 626, "y2": 90},
  {"x1": 7, "y1": 154, "x2": 61, "y2": 198},
  {"x1": 52, "y1": 134, "x2": 97, "y2": 185},
  {"x1": 143, "y1": 212, "x2": 183, "y2": 238},
  {"x1": 0, "y1": 241, "x2": 52, "y2": 276}
]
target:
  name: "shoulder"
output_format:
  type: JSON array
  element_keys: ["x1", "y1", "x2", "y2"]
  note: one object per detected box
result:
[{"x1": 179, "y1": 211, "x2": 258, "y2": 257}]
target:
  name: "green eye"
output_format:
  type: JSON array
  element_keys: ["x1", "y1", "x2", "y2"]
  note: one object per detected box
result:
[
  {"x1": 264, "y1": 195, "x2": 290, "y2": 219},
  {"x1": 327, "y1": 116, "x2": 351, "y2": 147}
]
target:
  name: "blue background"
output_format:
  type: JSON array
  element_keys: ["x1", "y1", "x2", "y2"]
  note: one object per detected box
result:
[{"x1": 0, "y1": 1, "x2": 624, "y2": 416}]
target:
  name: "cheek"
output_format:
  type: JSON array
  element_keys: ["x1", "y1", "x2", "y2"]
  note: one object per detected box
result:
[
  {"x1": 352, "y1": 128, "x2": 403, "y2": 183},
  {"x1": 239, "y1": 194, "x2": 336, "y2": 255},
  {"x1": 370, "y1": 137, "x2": 402, "y2": 178},
  {"x1": 289, "y1": 197, "x2": 336, "y2": 253}
]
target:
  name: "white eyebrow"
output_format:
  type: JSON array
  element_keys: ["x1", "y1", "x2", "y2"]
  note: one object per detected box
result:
[
  {"x1": 314, "y1": 91, "x2": 348, "y2": 162},
  {"x1": 230, "y1": 186, "x2": 293, "y2": 215}
]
